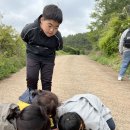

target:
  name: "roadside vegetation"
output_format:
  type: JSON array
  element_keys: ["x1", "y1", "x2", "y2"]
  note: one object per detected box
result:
[
  {"x1": 87, "y1": 0, "x2": 130, "y2": 75},
  {"x1": 0, "y1": 19, "x2": 26, "y2": 79}
]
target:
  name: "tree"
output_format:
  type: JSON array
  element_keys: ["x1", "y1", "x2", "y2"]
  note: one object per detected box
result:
[{"x1": 63, "y1": 33, "x2": 92, "y2": 54}]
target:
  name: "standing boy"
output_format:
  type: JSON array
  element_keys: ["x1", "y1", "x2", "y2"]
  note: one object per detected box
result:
[
  {"x1": 21, "y1": 4, "x2": 63, "y2": 91},
  {"x1": 118, "y1": 28, "x2": 130, "y2": 81}
]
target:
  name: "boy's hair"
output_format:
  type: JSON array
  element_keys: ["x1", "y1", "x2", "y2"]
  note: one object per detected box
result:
[
  {"x1": 58, "y1": 112, "x2": 84, "y2": 130},
  {"x1": 32, "y1": 90, "x2": 59, "y2": 116},
  {"x1": 42, "y1": 4, "x2": 63, "y2": 24},
  {"x1": 17, "y1": 105, "x2": 50, "y2": 130}
]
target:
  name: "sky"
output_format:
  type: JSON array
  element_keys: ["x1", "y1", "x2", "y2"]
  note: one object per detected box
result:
[{"x1": 0, "y1": 0, "x2": 95, "y2": 37}]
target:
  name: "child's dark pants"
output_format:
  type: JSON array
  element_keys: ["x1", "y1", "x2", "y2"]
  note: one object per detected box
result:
[{"x1": 26, "y1": 58, "x2": 54, "y2": 91}]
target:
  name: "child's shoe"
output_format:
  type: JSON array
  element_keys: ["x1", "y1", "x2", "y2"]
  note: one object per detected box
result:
[
  {"x1": 118, "y1": 76, "x2": 123, "y2": 81},
  {"x1": 18, "y1": 88, "x2": 35, "y2": 110}
]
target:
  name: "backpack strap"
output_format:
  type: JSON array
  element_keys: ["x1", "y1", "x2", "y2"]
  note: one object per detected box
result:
[{"x1": 123, "y1": 28, "x2": 130, "y2": 48}]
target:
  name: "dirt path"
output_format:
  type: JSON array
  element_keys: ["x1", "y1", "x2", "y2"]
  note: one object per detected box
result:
[{"x1": 0, "y1": 55, "x2": 130, "y2": 130}]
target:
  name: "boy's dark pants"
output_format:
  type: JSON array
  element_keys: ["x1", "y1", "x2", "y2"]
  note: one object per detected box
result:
[{"x1": 26, "y1": 57, "x2": 54, "y2": 91}]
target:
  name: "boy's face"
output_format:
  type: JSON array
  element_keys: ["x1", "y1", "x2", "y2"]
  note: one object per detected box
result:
[{"x1": 40, "y1": 17, "x2": 60, "y2": 37}]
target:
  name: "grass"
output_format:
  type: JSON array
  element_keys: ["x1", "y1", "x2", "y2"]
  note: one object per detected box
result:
[{"x1": 88, "y1": 51, "x2": 130, "y2": 76}]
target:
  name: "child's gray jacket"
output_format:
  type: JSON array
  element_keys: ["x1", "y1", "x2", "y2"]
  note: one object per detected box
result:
[{"x1": 57, "y1": 94, "x2": 112, "y2": 130}]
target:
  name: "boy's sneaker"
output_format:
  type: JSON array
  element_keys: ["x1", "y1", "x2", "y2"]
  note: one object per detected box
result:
[
  {"x1": 19, "y1": 88, "x2": 35, "y2": 104},
  {"x1": 118, "y1": 76, "x2": 123, "y2": 81}
]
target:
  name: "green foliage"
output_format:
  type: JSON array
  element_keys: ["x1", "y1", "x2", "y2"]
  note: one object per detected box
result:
[
  {"x1": 93, "y1": 0, "x2": 130, "y2": 25},
  {"x1": 119, "y1": 18, "x2": 130, "y2": 30},
  {"x1": 98, "y1": 16, "x2": 120, "y2": 55},
  {"x1": 94, "y1": 15, "x2": 130, "y2": 56},
  {"x1": 0, "y1": 25, "x2": 25, "y2": 57},
  {"x1": 88, "y1": 0, "x2": 130, "y2": 56},
  {"x1": 87, "y1": 0, "x2": 130, "y2": 76},
  {"x1": 0, "y1": 22, "x2": 25, "y2": 79},
  {"x1": 89, "y1": 51, "x2": 130, "y2": 76},
  {"x1": 122, "y1": 5, "x2": 130, "y2": 18},
  {"x1": 86, "y1": 29, "x2": 100, "y2": 51},
  {"x1": 0, "y1": 55, "x2": 25, "y2": 79},
  {"x1": 56, "y1": 50, "x2": 70, "y2": 55},
  {"x1": 63, "y1": 33, "x2": 92, "y2": 55},
  {"x1": 89, "y1": 52, "x2": 121, "y2": 71},
  {"x1": 63, "y1": 46, "x2": 80, "y2": 55}
]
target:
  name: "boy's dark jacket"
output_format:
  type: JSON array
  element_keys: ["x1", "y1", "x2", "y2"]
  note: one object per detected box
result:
[{"x1": 21, "y1": 15, "x2": 63, "y2": 62}]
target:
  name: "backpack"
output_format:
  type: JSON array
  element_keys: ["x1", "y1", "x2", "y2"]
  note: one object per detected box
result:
[
  {"x1": 123, "y1": 29, "x2": 130, "y2": 48},
  {"x1": 0, "y1": 103, "x2": 18, "y2": 130}
]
